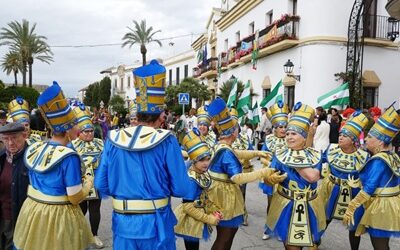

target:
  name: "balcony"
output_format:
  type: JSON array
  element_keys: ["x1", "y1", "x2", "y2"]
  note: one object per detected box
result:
[
  {"x1": 192, "y1": 57, "x2": 219, "y2": 79},
  {"x1": 225, "y1": 14, "x2": 300, "y2": 67},
  {"x1": 363, "y1": 14, "x2": 399, "y2": 42}
]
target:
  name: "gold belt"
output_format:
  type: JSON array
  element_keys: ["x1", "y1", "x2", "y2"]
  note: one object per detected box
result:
[
  {"x1": 209, "y1": 171, "x2": 233, "y2": 183},
  {"x1": 329, "y1": 174, "x2": 350, "y2": 186},
  {"x1": 277, "y1": 185, "x2": 317, "y2": 201},
  {"x1": 373, "y1": 185, "x2": 400, "y2": 197},
  {"x1": 27, "y1": 185, "x2": 70, "y2": 205},
  {"x1": 112, "y1": 197, "x2": 169, "y2": 214}
]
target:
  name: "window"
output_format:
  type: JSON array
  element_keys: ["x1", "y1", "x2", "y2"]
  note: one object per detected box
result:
[
  {"x1": 263, "y1": 89, "x2": 271, "y2": 99},
  {"x1": 127, "y1": 76, "x2": 131, "y2": 88},
  {"x1": 114, "y1": 79, "x2": 117, "y2": 88},
  {"x1": 224, "y1": 39, "x2": 228, "y2": 51},
  {"x1": 169, "y1": 69, "x2": 173, "y2": 85},
  {"x1": 236, "y1": 31, "x2": 240, "y2": 42},
  {"x1": 120, "y1": 78, "x2": 124, "y2": 91},
  {"x1": 184, "y1": 65, "x2": 188, "y2": 78},
  {"x1": 176, "y1": 67, "x2": 180, "y2": 85},
  {"x1": 266, "y1": 11, "x2": 273, "y2": 26},
  {"x1": 284, "y1": 86, "x2": 295, "y2": 109},
  {"x1": 363, "y1": 87, "x2": 379, "y2": 108},
  {"x1": 249, "y1": 22, "x2": 255, "y2": 35}
]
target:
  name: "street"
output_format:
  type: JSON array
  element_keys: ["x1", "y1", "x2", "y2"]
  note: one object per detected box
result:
[{"x1": 94, "y1": 161, "x2": 400, "y2": 250}]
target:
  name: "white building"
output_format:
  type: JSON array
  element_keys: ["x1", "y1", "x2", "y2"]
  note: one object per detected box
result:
[
  {"x1": 189, "y1": 0, "x2": 400, "y2": 109},
  {"x1": 164, "y1": 50, "x2": 195, "y2": 85}
]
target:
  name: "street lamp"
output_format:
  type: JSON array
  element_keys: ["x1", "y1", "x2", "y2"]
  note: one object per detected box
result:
[
  {"x1": 387, "y1": 17, "x2": 399, "y2": 42},
  {"x1": 213, "y1": 78, "x2": 218, "y2": 100},
  {"x1": 283, "y1": 59, "x2": 301, "y2": 81},
  {"x1": 125, "y1": 96, "x2": 130, "y2": 108}
]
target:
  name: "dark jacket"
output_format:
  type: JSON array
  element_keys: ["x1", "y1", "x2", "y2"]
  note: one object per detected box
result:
[{"x1": 0, "y1": 143, "x2": 30, "y2": 226}]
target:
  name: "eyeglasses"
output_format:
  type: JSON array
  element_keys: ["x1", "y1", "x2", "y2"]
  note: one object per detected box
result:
[{"x1": 82, "y1": 130, "x2": 94, "y2": 134}]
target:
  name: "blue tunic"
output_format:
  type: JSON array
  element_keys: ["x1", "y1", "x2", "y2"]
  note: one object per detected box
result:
[
  {"x1": 321, "y1": 147, "x2": 368, "y2": 231},
  {"x1": 95, "y1": 134, "x2": 190, "y2": 249},
  {"x1": 29, "y1": 141, "x2": 82, "y2": 195},
  {"x1": 265, "y1": 153, "x2": 325, "y2": 244},
  {"x1": 359, "y1": 156, "x2": 400, "y2": 238}
]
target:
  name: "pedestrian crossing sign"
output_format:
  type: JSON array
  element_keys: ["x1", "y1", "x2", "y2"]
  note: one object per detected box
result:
[{"x1": 178, "y1": 93, "x2": 190, "y2": 105}]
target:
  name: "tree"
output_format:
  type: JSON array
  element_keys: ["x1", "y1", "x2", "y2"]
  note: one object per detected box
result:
[
  {"x1": 0, "y1": 19, "x2": 53, "y2": 87},
  {"x1": 0, "y1": 86, "x2": 40, "y2": 108},
  {"x1": 109, "y1": 95, "x2": 126, "y2": 115},
  {"x1": 1, "y1": 51, "x2": 21, "y2": 85},
  {"x1": 165, "y1": 77, "x2": 211, "y2": 113},
  {"x1": 121, "y1": 20, "x2": 162, "y2": 66},
  {"x1": 98, "y1": 76, "x2": 111, "y2": 106}
]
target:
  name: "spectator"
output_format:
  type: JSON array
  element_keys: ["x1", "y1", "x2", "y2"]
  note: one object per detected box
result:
[
  {"x1": 258, "y1": 107, "x2": 272, "y2": 142},
  {"x1": 0, "y1": 123, "x2": 29, "y2": 250},
  {"x1": 313, "y1": 111, "x2": 330, "y2": 151},
  {"x1": 329, "y1": 113, "x2": 340, "y2": 143},
  {"x1": 111, "y1": 112, "x2": 119, "y2": 129}
]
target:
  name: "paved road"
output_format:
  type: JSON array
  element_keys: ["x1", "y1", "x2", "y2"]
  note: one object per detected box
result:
[{"x1": 92, "y1": 162, "x2": 400, "y2": 250}]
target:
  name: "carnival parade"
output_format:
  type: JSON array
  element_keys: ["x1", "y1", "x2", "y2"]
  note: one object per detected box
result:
[{"x1": 1, "y1": 0, "x2": 400, "y2": 250}]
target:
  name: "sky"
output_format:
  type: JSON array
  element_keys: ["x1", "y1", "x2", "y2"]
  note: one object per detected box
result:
[{"x1": 0, "y1": 0, "x2": 218, "y2": 97}]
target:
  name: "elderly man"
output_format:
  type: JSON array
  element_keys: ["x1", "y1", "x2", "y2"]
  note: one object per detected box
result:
[{"x1": 0, "y1": 123, "x2": 29, "y2": 250}]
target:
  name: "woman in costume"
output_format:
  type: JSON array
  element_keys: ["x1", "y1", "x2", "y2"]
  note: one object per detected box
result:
[
  {"x1": 128, "y1": 99, "x2": 138, "y2": 127},
  {"x1": 259, "y1": 100, "x2": 289, "y2": 240},
  {"x1": 71, "y1": 103, "x2": 105, "y2": 249},
  {"x1": 8, "y1": 97, "x2": 43, "y2": 145},
  {"x1": 343, "y1": 105, "x2": 400, "y2": 250},
  {"x1": 174, "y1": 128, "x2": 222, "y2": 250},
  {"x1": 197, "y1": 106, "x2": 216, "y2": 154},
  {"x1": 13, "y1": 81, "x2": 94, "y2": 250},
  {"x1": 319, "y1": 111, "x2": 369, "y2": 250},
  {"x1": 265, "y1": 102, "x2": 326, "y2": 250},
  {"x1": 207, "y1": 97, "x2": 286, "y2": 250}
]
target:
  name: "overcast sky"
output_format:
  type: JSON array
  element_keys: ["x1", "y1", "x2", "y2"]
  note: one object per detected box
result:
[{"x1": 0, "y1": 0, "x2": 218, "y2": 97}]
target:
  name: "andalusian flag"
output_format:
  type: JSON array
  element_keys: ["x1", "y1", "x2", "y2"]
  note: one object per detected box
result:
[
  {"x1": 226, "y1": 78, "x2": 238, "y2": 107},
  {"x1": 249, "y1": 101, "x2": 260, "y2": 125},
  {"x1": 260, "y1": 80, "x2": 284, "y2": 108},
  {"x1": 317, "y1": 82, "x2": 350, "y2": 109},
  {"x1": 237, "y1": 80, "x2": 251, "y2": 117}
]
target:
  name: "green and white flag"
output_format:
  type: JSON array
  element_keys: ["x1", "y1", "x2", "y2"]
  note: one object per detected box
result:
[
  {"x1": 226, "y1": 78, "x2": 238, "y2": 107},
  {"x1": 317, "y1": 82, "x2": 350, "y2": 109},
  {"x1": 237, "y1": 80, "x2": 251, "y2": 117},
  {"x1": 260, "y1": 80, "x2": 284, "y2": 108},
  {"x1": 249, "y1": 101, "x2": 260, "y2": 125}
]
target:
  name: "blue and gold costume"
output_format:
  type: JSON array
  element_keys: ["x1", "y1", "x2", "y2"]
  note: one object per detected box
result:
[
  {"x1": 174, "y1": 129, "x2": 219, "y2": 245},
  {"x1": 266, "y1": 102, "x2": 326, "y2": 247},
  {"x1": 207, "y1": 99, "x2": 244, "y2": 227},
  {"x1": 95, "y1": 60, "x2": 190, "y2": 250},
  {"x1": 260, "y1": 101, "x2": 289, "y2": 195},
  {"x1": 197, "y1": 106, "x2": 216, "y2": 154},
  {"x1": 344, "y1": 106, "x2": 400, "y2": 238},
  {"x1": 13, "y1": 82, "x2": 93, "y2": 250},
  {"x1": 319, "y1": 112, "x2": 369, "y2": 231},
  {"x1": 8, "y1": 97, "x2": 42, "y2": 145}
]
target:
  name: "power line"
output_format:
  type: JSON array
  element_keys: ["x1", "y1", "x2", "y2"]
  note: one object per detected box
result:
[{"x1": 50, "y1": 32, "x2": 203, "y2": 48}]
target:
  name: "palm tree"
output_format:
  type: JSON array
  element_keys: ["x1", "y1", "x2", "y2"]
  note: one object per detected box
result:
[
  {"x1": 1, "y1": 50, "x2": 22, "y2": 86},
  {"x1": 121, "y1": 20, "x2": 162, "y2": 66},
  {"x1": 0, "y1": 19, "x2": 53, "y2": 87},
  {"x1": 27, "y1": 37, "x2": 53, "y2": 87}
]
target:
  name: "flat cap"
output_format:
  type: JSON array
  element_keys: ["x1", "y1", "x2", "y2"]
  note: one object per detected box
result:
[{"x1": 0, "y1": 122, "x2": 25, "y2": 134}]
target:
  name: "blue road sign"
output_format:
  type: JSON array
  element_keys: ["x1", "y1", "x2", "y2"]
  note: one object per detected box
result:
[{"x1": 178, "y1": 93, "x2": 190, "y2": 105}]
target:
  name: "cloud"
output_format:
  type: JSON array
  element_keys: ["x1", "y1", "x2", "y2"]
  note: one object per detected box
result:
[{"x1": 0, "y1": 0, "x2": 216, "y2": 97}]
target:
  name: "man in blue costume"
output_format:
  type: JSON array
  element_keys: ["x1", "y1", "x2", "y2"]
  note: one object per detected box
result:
[{"x1": 95, "y1": 60, "x2": 191, "y2": 250}]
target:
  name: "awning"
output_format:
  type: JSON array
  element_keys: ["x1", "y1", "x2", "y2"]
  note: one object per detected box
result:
[
  {"x1": 282, "y1": 75, "x2": 296, "y2": 86},
  {"x1": 362, "y1": 70, "x2": 381, "y2": 87},
  {"x1": 262, "y1": 76, "x2": 271, "y2": 89}
]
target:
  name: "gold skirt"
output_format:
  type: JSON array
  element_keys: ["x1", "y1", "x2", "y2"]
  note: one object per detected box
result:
[
  {"x1": 174, "y1": 204, "x2": 205, "y2": 239},
  {"x1": 318, "y1": 177, "x2": 333, "y2": 205},
  {"x1": 14, "y1": 198, "x2": 94, "y2": 250},
  {"x1": 266, "y1": 191, "x2": 326, "y2": 232},
  {"x1": 356, "y1": 195, "x2": 400, "y2": 236},
  {"x1": 208, "y1": 180, "x2": 244, "y2": 221}
]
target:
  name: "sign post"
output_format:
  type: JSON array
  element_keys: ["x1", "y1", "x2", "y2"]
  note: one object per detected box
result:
[{"x1": 178, "y1": 93, "x2": 190, "y2": 115}]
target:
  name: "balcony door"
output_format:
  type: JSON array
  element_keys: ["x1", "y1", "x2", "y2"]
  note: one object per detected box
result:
[{"x1": 363, "y1": 0, "x2": 377, "y2": 38}]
